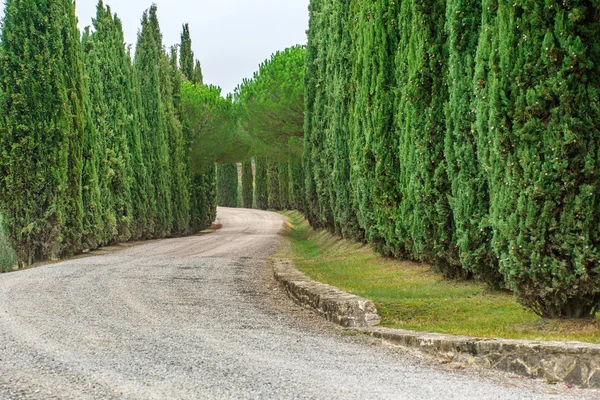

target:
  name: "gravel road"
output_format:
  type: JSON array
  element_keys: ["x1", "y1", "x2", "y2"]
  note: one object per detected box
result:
[{"x1": 0, "y1": 207, "x2": 593, "y2": 399}]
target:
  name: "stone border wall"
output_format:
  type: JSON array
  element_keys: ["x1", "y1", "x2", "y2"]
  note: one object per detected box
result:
[
  {"x1": 272, "y1": 258, "x2": 600, "y2": 389},
  {"x1": 272, "y1": 258, "x2": 380, "y2": 328}
]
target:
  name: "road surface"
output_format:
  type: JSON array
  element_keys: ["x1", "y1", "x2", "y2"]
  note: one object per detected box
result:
[{"x1": 0, "y1": 207, "x2": 589, "y2": 399}]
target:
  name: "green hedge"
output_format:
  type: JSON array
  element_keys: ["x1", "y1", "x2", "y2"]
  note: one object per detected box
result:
[{"x1": 303, "y1": 0, "x2": 600, "y2": 318}]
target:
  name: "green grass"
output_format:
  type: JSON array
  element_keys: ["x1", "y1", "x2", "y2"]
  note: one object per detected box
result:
[
  {"x1": 0, "y1": 214, "x2": 18, "y2": 273},
  {"x1": 280, "y1": 211, "x2": 600, "y2": 343}
]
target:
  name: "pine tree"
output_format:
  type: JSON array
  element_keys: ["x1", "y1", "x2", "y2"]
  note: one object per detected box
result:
[
  {"x1": 217, "y1": 163, "x2": 238, "y2": 207},
  {"x1": 0, "y1": 0, "x2": 84, "y2": 263},
  {"x1": 483, "y1": 0, "x2": 600, "y2": 317},
  {"x1": 242, "y1": 160, "x2": 254, "y2": 208},
  {"x1": 134, "y1": 5, "x2": 173, "y2": 238}
]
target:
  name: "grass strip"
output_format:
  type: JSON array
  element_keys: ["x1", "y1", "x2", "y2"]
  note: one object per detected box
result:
[{"x1": 279, "y1": 211, "x2": 600, "y2": 343}]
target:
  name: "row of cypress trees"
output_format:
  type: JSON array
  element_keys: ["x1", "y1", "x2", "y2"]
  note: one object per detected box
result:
[
  {"x1": 303, "y1": 0, "x2": 600, "y2": 318},
  {"x1": 0, "y1": 1, "x2": 217, "y2": 265}
]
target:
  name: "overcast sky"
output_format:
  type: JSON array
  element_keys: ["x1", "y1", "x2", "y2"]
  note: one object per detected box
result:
[{"x1": 1, "y1": 0, "x2": 309, "y2": 94}]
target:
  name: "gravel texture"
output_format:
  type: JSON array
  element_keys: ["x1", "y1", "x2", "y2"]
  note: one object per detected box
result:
[{"x1": 0, "y1": 207, "x2": 595, "y2": 399}]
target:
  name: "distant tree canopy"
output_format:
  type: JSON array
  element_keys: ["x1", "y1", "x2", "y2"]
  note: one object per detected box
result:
[{"x1": 235, "y1": 45, "x2": 305, "y2": 160}]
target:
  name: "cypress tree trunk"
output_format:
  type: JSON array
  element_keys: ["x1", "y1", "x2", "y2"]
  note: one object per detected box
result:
[
  {"x1": 217, "y1": 163, "x2": 238, "y2": 208},
  {"x1": 242, "y1": 160, "x2": 254, "y2": 209},
  {"x1": 255, "y1": 157, "x2": 269, "y2": 210},
  {"x1": 484, "y1": 1, "x2": 600, "y2": 318}
]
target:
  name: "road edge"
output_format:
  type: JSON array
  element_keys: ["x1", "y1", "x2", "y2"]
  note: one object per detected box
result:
[{"x1": 272, "y1": 257, "x2": 600, "y2": 389}]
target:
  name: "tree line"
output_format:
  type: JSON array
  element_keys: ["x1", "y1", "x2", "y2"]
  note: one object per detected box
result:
[
  {"x1": 300, "y1": 0, "x2": 600, "y2": 319},
  {"x1": 234, "y1": 1, "x2": 600, "y2": 319},
  {"x1": 0, "y1": 0, "x2": 220, "y2": 265}
]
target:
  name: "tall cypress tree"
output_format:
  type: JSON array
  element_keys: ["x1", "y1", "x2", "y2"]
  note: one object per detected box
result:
[
  {"x1": 255, "y1": 157, "x2": 269, "y2": 210},
  {"x1": 278, "y1": 160, "x2": 290, "y2": 210},
  {"x1": 81, "y1": 27, "x2": 108, "y2": 250},
  {"x1": 445, "y1": 0, "x2": 501, "y2": 284},
  {"x1": 161, "y1": 46, "x2": 189, "y2": 236},
  {"x1": 179, "y1": 24, "x2": 194, "y2": 81},
  {"x1": 217, "y1": 163, "x2": 238, "y2": 207},
  {"x1": 267, "y1": 160, "x2": 281, "y2": 210},
  {"x1": 0, "y1": 0, "x2": 84, "y2": 263},
  {"x1": 483, "y1": 1, "x2": 600, "y2": 317},
  {"x1": 91, "y1": 3, "x2": 135, "y2": 243},
  {"x1": 60, "y1": 0, "x2": 85, "y2": 257},
  {"x1": 395, "y1": 0, "x2": 460, "y2": 276},
  {"x1": 134, "y1": 5, "x2": 173, "y2": 238},
  {"x1": 242, "y1": 160, "x2": 254, "y2": 208},
  {"x1": 192, "y1": 60, "x2": 204, "y2": 86}
]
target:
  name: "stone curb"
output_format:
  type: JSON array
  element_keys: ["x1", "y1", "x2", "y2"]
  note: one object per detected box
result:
[
  {"x1": 357, "y1": 327, "x2": 600, "y2": 388},
  {"x1": 272, "y1": 258, "x2": 600, "y2": 389},
  {"x1": 272, "y1": 258, "x2": 381, "y2": 328}
]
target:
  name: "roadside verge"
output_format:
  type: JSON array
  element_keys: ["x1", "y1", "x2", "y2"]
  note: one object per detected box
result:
[{"x1": 272, "y1": 257, "x2": 600, "y2": 389}]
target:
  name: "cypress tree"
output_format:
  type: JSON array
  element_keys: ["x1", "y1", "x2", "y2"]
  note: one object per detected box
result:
[
  {"x1": 289, "y1": 158, "x2": 304, "y2": 212},
  {"x1": 278, "y1": 160, "x2": 290, "y2": 210},
  {"x1": 128, "y1": 50, "x2": 153, "y2": 239},
  {"x1": 60, "y1": 0, "x2": 86, "y2": 257},
  {"x1": 81, "y1": 28, "x2": 107, "y2": 249},
  {"x1": 179, "y1": 24, "x2": 194, "y2": 81},
  {"x1": 93, "y1": 3, "x2": 136, "y2": 243},
  {"x1": 303, "y1": 0, "x2": 323, "y2": 227},
  {"x1": 0, "y1": 0, "x2": 84, "y2": 263},
  {"x1": 217, "y1": 163, "x2": 238, "y2": 207},
  {"x1": 134, "y1": 5, "x2": 172, "y2": 238},
  {"x1": 445, "y1": 0, "x2": 501, "y2": 284},
  {"x1": 255, "y1": 156, "x2": 269, "y2": 210},
  {"x1": 267, "y1": 160, "x2": 281, "y2": 210},
  {"x1": 327, "y1": 0, "x2": 362, "y2": 240},
  {"x1": 161, "y1": 47, "x2": 189, "y2": 236},
  {"x1": 242, "y1": 160, "x2": 254, "y2": 208},
  {"x1": 192, "y1": 60, "x2": 204, "y2": 86},
  {"x1": 348, "y1": 1, "x2": 384, "y2": 248},
  {"x1": 351, "y1": 1, "x2": 400, "y2": 251},
  {"x1": 483, "y1": 1, "x2": 600, "y2": 317},
  {"x1": 395, "y1": 0, "x2": 460, "y2": 276}
]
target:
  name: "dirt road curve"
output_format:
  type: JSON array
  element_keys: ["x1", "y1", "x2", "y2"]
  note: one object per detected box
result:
[{"x1": 0, "y1": 208, "x2": 589, "y2": 399}]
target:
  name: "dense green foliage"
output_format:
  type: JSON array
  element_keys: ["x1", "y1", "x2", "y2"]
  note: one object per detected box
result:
[
  {"x1": 217, "y1": 164, "x2": 238, "y2": 207},
  {"x1": 481, "y1": 1, "x2": 600, "y2": 318},
  {"x1": 301, "y1": 0, "x2": 600, "y2": 317},
  {"x1": 235, "y1": 46, "x2": 306, "y2": 211},
  {"x1": 0, "y1": 1, "x2": 221, "y2": 266},
  {"x1": 242, "y1": 160, "x2": 254, "y2": 208},
  {"x1": 254, "y1": 157, "x2": 269, "y2": 210},
  {"x1": 0, "y1": 0, "x2": 85, "y2": 263}
]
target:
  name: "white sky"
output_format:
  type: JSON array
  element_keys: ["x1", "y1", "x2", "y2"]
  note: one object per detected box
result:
[{"x1": 1, "y1": 0, "x2": 309, "y2": 94}]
